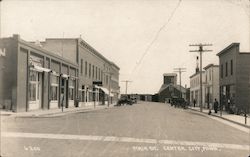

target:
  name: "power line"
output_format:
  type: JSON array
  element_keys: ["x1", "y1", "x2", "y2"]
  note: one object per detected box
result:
[
  {"x1": 130, "y1": 0, "x2": 182, "y2": 75},
  {"x1": 189, "y1": 43, "x2": 212, "y2": 112}
]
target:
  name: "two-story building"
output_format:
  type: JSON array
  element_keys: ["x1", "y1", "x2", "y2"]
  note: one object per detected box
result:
[
  {"x1": 41, "y1": 37, "x2": 120, "y2": 107},
  {"x1": 217, "y1": 43, "x2": 250, "y2": 114},
  {"x1": 0, "y1": 35, "x2": 78, "y2": 112},
  {"x1": 190, "y1": 69, "x2": 206, "y2": 108},
  {"x1": 203, "y1": 64, "x2": 220, "y2": 109},
  {"x1": 0, "y1": 34, "x2": 120, "y2": 112}
]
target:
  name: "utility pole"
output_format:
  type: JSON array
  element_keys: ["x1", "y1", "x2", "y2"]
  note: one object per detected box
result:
[
  {"x1": 121, "y1": 80, "x2": 132, "y2": 95},
  {"x1": 189, "y1": 43, "x2": 212, "y2": 112},
  {"x1": 173, "y1": 68, "x2": 186, "y2": 98}
]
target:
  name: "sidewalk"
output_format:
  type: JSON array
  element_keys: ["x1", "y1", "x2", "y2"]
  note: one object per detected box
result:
[
  {"x1": 0, "y1": 104, "x2": 115, "y2": 118},
  {"x1": 189, "y1": 106, "x2": 250, "y2": 128}
]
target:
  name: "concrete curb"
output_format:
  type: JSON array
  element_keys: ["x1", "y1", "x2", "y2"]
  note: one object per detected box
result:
[
  {"x1": 188, "y1": 107, "x2": 250, "y2": 129},
  {"x1": 1, "y1": 105, "x2": 113, "y2": 118}
]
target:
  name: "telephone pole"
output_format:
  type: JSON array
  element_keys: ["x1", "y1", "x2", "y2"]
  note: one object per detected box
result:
[
  {"x1": 189, "y1": 43, "x2": 212, "y2": 112},
  {"x1": 121, "y1": 80, "x2": 132, "y2": 95},
  {"x1": 173, "y1": 68, "x2": 186, "y2": 98}
]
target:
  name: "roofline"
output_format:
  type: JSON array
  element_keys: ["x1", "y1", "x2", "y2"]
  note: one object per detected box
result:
[
  {"x1": 46, "y1": 37, "x2": 120, "y2": 70},
  {"x1": 163, "y1": 73, "x2": 177, "y2": 76},
  {"x1": 12, "y1": 35, "x2": 78, "y2": 68},
  {"x1": 216, "y1": 43, "x2": 240, "y2": 56},
  {"x1": 189, "y1": 71, "x2": 205, "y2": 78},
  {"x1": 203, "y1": 64, "x2": 219, "y2": 70}
]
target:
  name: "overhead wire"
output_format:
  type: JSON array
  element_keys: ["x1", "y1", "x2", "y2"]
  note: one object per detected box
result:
[{"x1": 129, "y1": 0, "x2": 182, "y2": 77}]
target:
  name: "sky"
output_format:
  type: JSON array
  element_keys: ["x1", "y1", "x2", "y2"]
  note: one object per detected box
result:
[{"x1": 1, "y1": 0, "x2": 249, "y2": 94}]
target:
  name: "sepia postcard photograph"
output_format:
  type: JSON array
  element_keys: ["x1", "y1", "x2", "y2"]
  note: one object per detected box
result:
[{"x1": 0, "y1": 0, "x2": 250, "y2": 156}]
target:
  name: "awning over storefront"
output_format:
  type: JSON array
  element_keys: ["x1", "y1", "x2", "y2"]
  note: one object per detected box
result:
[
  {"x1": 98, "y1": 86, "x2": 114, "y2": 97},
  {"x1": 31, "y1": 65, "x2": 52, "y2": 73},
  {"x1": 51, "y1": 71, "x2": 60, "y2": 76},
  {"x1": 61, "y1": 74, "x2": 70, "y2": 78}
]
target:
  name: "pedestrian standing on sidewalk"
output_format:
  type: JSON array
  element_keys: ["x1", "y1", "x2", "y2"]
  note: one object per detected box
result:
[
  {"x1": 193, "y1": 99, "x2": 196, "y2": 107},
  {"x1": 60, "y1": 91, "x2": 64, "y2": 112},
  {"x1": 214, "y1": 98, "x2": 219, "y2": 113}
]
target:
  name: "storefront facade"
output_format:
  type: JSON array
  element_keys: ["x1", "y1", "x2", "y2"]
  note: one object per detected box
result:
[
  {"x1": 0, "y1": 35, "x2": 78, "y2": 112},
  {"x1": 217, "y1": 43, "x2": 250, "y2": 114},
  {"x1": 41, "y1": 37, "x2": 120, "y2": 107}
]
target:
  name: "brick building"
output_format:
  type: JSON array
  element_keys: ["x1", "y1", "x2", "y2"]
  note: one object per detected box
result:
[
  {"x1": 42, "y1": 37, "x2": 120, "y2": 107},
  {"x1": 217, "y1": 43, "x2": 250, "y2": 114},
  {"x1": 0, "y1": 35, "x2": 78, "y2": 112},
  {"x1": 0, "y1": 34, "x2": 120, "y2": 112}
]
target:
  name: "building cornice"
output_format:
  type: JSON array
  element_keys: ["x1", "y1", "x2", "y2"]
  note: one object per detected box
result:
[{"x1": 216, "y1": 43, "x2": 240, "y2": 56}]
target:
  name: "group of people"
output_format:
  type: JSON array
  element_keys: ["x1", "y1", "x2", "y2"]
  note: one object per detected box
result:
[{"x1": 193, "y1": 98, "x2": 219, "y2": 114}]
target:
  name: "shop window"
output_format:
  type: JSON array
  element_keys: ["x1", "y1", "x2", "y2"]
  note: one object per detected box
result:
[
  {"x1": 69, "y1": 88, "x2": 74, "y2": 100},
  {"x1": 51, "y1": 75, "x2": 59, "y2": 101},
  {"x1": 29, "y1": 83, "x2": 36, "y2": 101},
  {"x1": 69, "y1": 79, "x2": 75, "y2": 100},
  {"x1": 51, "y1": 86, "x2": 58, "y2": 100},
  {"x1": 29, "y1": 70, "x2": 38, "y2": 101},
  {"x1": 30, "y1": 71, "x2": 37, "y2": 81}
]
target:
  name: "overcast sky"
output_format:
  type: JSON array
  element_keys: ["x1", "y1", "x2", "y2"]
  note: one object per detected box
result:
[{"x1": 1, "y1": 0, "x2": 249, "y2": 94}]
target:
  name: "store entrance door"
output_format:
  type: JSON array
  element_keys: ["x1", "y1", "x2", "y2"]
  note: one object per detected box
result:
[{"x1": 29, "y1": 71, "x2": 42, "y2": 110}]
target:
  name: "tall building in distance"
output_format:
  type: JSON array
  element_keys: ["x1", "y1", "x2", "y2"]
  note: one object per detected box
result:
[{"x1": 158, "y1": 73, "x2": 186, "y2": 103}]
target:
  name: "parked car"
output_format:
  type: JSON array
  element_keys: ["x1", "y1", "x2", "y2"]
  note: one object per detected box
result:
[
  {"x1": 116, "y1": 97, "x2": 133, "y2": 106},
  {"x1": 171, "y1": 97, "x2": 187, "y2": 109}
]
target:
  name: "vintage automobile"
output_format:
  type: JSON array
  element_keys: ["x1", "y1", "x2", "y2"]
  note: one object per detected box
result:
[
  {"x1": 116, "y1": 97, "x2": 133, "y2": 106},
  {"x1": 171, "y1": 97, "x2": 187, "y2": 109}
]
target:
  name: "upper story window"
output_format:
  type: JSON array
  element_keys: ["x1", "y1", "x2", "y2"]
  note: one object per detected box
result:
[
  {"x1": 231, "y1": 59, "x2": 233, "y2": 75},
  {"x1": 221, "y1": 64, "x2": 223, "y2": 78},
  {"x1": 225, "y1": 62, "x2": 228, "y2": 77},
  {"x1": 85, "y1": 61, "x2": 88, "y2": 76},
  {"x1": 92, "y1": 65, "x2": 95, "y2": 78},
  {"x1": 96, "y1": 67, "x2": 98, "y2": 80},
  {"x1": 209, "y1": 69, "x2": 211, "y2": 81},
  {"x1": 80, "y1": 59, "x2": 83, "y2": 75},
  {"x1": 98, "y1": 68, "x2": 100, "y2": 80},
  {"x1": 89, "y1": 63, "x2": 91, "y2": 78}
]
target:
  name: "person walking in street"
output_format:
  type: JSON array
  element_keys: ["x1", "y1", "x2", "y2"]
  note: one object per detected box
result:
[{"x1": 214, "y1": 98, "x2": 219, "y2": 113}]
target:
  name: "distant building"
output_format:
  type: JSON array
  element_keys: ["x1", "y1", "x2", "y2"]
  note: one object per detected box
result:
[
  {"x1": 158, "y1": 73, "x2": 186, "y2": 103},
  {"x1": 203, "y1": 64, "x2": 220, "y2": 109},
  {"x1": 190, "y1": 71, "x2": 206, "y2": 107},
  {"x1": 217, "y1": 43, "x2": 250, "y2": 114}
]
